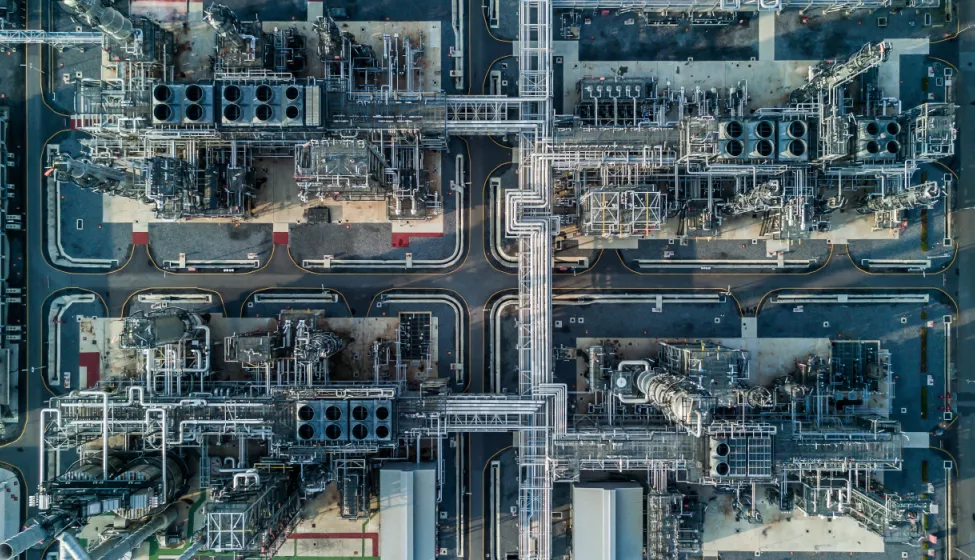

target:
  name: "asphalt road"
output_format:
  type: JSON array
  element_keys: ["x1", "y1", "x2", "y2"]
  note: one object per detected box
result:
[
  {"x1": 943, "y1": 2, "x2": 975, "y2": 558},
  {"x1": 1, "y1": 1, "x2": 971, "y2": 560}
]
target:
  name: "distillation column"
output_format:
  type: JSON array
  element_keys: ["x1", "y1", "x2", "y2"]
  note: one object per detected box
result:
[
  {"x1": 54, "y1": 155, "x2": 131, "y2": 192},
  {"x1": 859, "y1": 182, "x2": 941, "y2": 214},
  {"x1": 61, "y1": 0, "x2": 134, "y2": 43},
  {"x1": 725, "y1": 181, "x2": 781, "y2": 215},
  {"x1": 78, "y1": 508, "x2": 178, "y2": 560},
  {"x1": 204, "y1": 4, "x2": 249, "y2": 50},
  {"x1": 614, "y1": 361, "x2": 712, "y2": 435}
]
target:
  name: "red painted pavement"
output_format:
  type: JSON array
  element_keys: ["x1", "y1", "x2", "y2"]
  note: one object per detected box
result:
[
  {"x1": 78, "y1": 352, "x2": 100, "y2": 388},
  {"x1": 132, "y1": 231, "x2": 149, "y2": 245},
  {"x1": 273, "y1": 231, "x2": 289, "y2": 245},
  {"x1": 391, "y1": 231, "x2": 444, "y2": 248},
  {"x1": 288, "y1": 532, "x2": 378, "y2": 557}
]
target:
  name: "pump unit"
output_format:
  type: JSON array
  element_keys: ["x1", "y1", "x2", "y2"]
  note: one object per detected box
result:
[
  {"x1": 707, "y1": 434, "x2": 774, "y2": 480},
  {"x1": 151, "y1": 83, "x2": 215, "y2": 126},
  {"x1": 181, "y1": 84, "x2": 214, "y2": 125},
  {"x1": 281, "y1": 85, "x2": 305, "y2": 126},
  {"x1": 747, "y1": 119, "x2": 776, "y2": 160},
  {"x1": 778, "y1": 120, "x2": 809, "y2": 161},
  {"x1": 709, "y1": 438, "x2": 731, "y2": 478},
  {"x1": 718, "y1": 120, "x2": 746, "y2": 160},
  {"x1": 858, "y1": 120, "x2": 901, "y2": 160},
  {"x1": 374, "y1": 401, "x2": 394, "y2": 441},
  {"x1": 220, "y1": 83, "x2": 305, "y2": 127},
  {"x1": 296, "y1": 401, "x2": 349, "y2": 442},
  {"x1": 151, "y1": 84, "x2": 182, "y2": 125},
  {"x1": 349, "y1": 400, "x2": 375, "y2": 442},
  {"x1": 220, "y1": 83, "x2": 248, "y2": 126}
]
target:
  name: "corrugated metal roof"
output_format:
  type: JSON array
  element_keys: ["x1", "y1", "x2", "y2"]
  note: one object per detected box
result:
[
  {"x1": 380, "y1": 463, "x2": 437, "y2": 560},
  {"x1": 572, "y1": 482, "x2": 644, "y2": 560}
]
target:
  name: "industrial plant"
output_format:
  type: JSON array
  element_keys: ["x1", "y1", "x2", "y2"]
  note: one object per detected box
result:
[{"x1": 0, "y1": 0, "x2": 963, "y2": 556}]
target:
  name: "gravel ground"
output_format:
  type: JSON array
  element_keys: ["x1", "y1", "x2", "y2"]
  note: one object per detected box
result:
[
  {"x1": 369, "y1": 293, "x2": 465, "y2": 387},
  {"x1": 289, "y1": 194, "x2": 459, "y2": 264},
  {"x1": 148, "y1": 223, "x2": 274, "y2": 267},
  {"x1": 326, "y1": 0, "x2": 450, "y2": 22},
  {"x1": 46, "y1": 294, "x2": 106, "y2": 392},
  {"x1": 756, "y1": 295, "x2": 953, "y2": 557},
  {"x1": 56, "y1": 182, "x2": 133, "y2": 265},
  {"x1": 758, "y1": 297, "x2": 953, "y2": 434},
  {"x1": 848, "y1": 203, "x2": 951, "y2": 271},
  {"x1": 492, "y1": 0, "x2": 519, "y2": 42},
  {"x1": 124, "y1": 289, "x2": 227, "y2": 317},
  {"x1": 242, "y1": 290, "x2": 353, "y2": 319},
  {"x1": 899, "y1": 54, "x2": 953, "y2": 107},
  {"x1": 620, "y1": 237, "x2": 830, "y2": 272},
  {"x1": 716, "y1": 547, "x2": 935, "y2": 560},
  {"x1": 291, "y1": 143, "x2": 462, "y2": 266},
  {"x1": 578, "y1": 12, "x2": 758, "y2": 62},
  {"x1": 775, "y1": 8, "x2": 948, "y2": 61},
  {"x1": 217, "y1": 0, "x2": 307, "y2": 22},
  {"x1": 497, "y1": 295, "x2": 741, "y2": 393},
  {"x1": 46, "y1": 135, "x2": 133, "y2": 267}
]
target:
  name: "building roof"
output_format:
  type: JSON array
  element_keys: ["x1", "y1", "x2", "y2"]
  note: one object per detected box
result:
[
  {"x1": 572, "y1": 482, "x2": 644, "y2": 560},
  {"x1": 380, "y1": 463, "x2": 436, "y2": 560}
]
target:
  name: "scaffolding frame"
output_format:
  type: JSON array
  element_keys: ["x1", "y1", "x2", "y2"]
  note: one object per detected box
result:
[
  {"x1": 579, "y1": 189, "x2": 665, "y2": 237},
  {"x1": 205, "y1": 477, "x2": 299, "y2": 554},
  {"x1": 909, "y1": 102, "x2": 957, "y2": 160}
]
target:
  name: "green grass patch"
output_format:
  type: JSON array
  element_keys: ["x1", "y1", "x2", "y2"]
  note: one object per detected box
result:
[
  {"x1": 185, "y1": 494, "x2": 207, "y2": 538},
  {"x1": 148, "y1": 537, "x2": 160, "y2": 560},
  {"x1": 921, "y1": 76, "x2": 930, "y2": 92},
  {"x1": 921, "y1": 386, "x2": 928, "y2": 420},
  {"x1": 156, "y1": 542, "x2": 197, "y2": 556},
  {"x1": 921, "y1": 460, "x2": 929, "y2": 483}
]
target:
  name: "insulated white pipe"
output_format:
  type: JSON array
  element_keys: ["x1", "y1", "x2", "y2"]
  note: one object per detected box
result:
[
  {"x1": 79, "y1": 391, "x2": 109, "y2": 479},
  {"x1": 614, "y1": 360, "x2": 653, "y2": 404},
  {"x1": 148, "y1": 408, "x2": 167, "y2": 503},
  {"x1": 232, "y1": 470, "x2": 260, "y2": 489},
  {"x1": 39, "y1": 408, "x2": 61, "y2": 492},
  {"x1": 57, "y1": 532, "x2": 88, "y2": 560}
]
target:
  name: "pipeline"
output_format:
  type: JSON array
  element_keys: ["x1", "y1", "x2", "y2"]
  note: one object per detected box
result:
[
  {"x1": 613, "y1": 361, "x2": 709, "y2": 437},
  {"x1": 55, "y1": 156, "x2": 128, "y2": 189},
  {"x1": 60, "y1": 0, "x2": 134, "y2": 43},
  {"x1": 57, "y1": 532, "x2": 88, "y2": 560},
  {"x1": 85, "y1": 507, "x2": 177, "y2": 560},
  {"x1": 176, "y1": 538, "x2": 205, "y2": 560},
  {"x1": 614, "y1": 360, "x2": 654, "y2": 405},
  {"x1": 204, "y1": 3, "x2": 248, "y2": 50},
  {"x1": 232, "y1": 469, "x2": 261, "y2": 489},
  {"x1": 0, "y1": 522, "x2": 51, "y2": 560}
]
